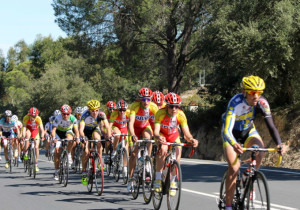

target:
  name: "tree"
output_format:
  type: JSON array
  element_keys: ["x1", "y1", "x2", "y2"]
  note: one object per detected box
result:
[
  {"x1": 52, "y1": 0, "x2": 209, "y2": 93},
  {"x1": 202, "y1": 0, "x2": 300, "y2": 105}
]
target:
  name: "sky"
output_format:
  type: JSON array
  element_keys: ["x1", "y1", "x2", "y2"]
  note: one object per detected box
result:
[{"x1": 0, "y1": 0, "x2": 66, "y2": 57}]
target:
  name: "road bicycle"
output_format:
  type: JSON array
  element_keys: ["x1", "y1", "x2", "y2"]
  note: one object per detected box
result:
[
  {"x1": 112, "y1": 134, "x2": 129, "y2": 184},
  {"x1": 86, "y1": 139, "x2": 104, "y2": 196},
  {"x1": 2, "y1": 137, "x2": 15, "y2": 173},
  {"x1": 131, "y1": 139, "x2": 155, "y2": 204},
  {"x1": 218, "y1": 145, "x2": 282, "y2": 210},
  {"x1": 24, "y1": 138, "x2": 38, "y2": 179},
  {"x1": 57, "y1": 139, "x2": 73, "y2": 187},
  {"x1": 153, "y1": 142, "x2": 195, "y2": 210},
  {"x1": 73, "y1": 142, "x2": 83, "y2": 173}
]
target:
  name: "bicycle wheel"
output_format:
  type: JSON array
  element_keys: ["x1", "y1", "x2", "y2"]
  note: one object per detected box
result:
[
  {"x1": 62, "y1": 152, "x2": 69, "y2": 187},
  {"x1": 113, "y1": 155, "x2": 120, "y2": 182},
  {"x1": 9, "y1": 147, "x2": 13, "y2": 173},
  {"x1": 244, "y1": 171, "x2": 270, "y2": 210},
  {"x1": 218, "y1": 169, "x2": 228, "y2": 209},
  {"x1": 153, "y1": 183, "x2": 163, "y2": 210},
  {"x1": 24, "y1": 158, "x2": 28, "y2": 173},
  {"x1": 167, "y1": 160, "x2": 182, "y2": 210},
  {"x1": 87, "y1": 158, "x2": 93, "y2": 193},
  {"x1": 94, "y1": 154, "x2": 104, "y2": 196},
  {"x1": 32, "y1": 148, "x2": 36, "y2": 179},
  {"x1": 28, "y1": 151, "x2": 33, "y2": 177},
  {"x1": 121, "y1": 148, "x2": 129, "y2": 184},
  {"x1": 131, "y1": 172, "x2": 140, "y2": 200},
  {"x1": 142, "y1": 155, "x2": 154, "y2": 204}
]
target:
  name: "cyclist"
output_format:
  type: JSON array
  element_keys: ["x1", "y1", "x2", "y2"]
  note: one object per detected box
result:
[
  {"x1": 12, "y1": 115, "x2": 23, "y2": 163},
  {"x1": 221, "y1": 75, "x2": 286, "y2": 210},
  {"x1": 127, "y1": 87, "x2": 158, "y2": 192},
  {"x1": 109, "y1": 99, "x2": 130, "y2": 165},
  {"x1": 51, "y1": 104, "x2": 80, "y2": 180},
  {"x1": 104, "y1": 101, "x2": 116, "y2": 156},
  {"x1": 74, "y1": 107, "x2": 83, "y2": 124},
  {"x1": 22, "y1": 107, "x2": 45, "y2": 172},
  {"x1": 150, "y1": 90, "x2": 166, "y2": 130},
  {"x1": 0, "y1": 110, "x2": 20, "y2": 168},
  {"x1": 79, "y1": 99, "x2": 112, "y2": 185},
  {"x1": 44, "y1": 110, "x2": 60, "y2": 156},
  {"x1": 153, "y1": 92, "x2": 198, "y2": 195}
]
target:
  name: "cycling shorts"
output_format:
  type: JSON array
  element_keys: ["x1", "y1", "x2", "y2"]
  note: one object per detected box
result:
[
  {"x1": 84, "y1": 127, "x2": 101, "y2": 140},
  {"x1": 112, "y1": 126, "x2": 128, "y2": 142},
  {"x1": 156, "y1": 132, "x2": 181, "y2": 149}
]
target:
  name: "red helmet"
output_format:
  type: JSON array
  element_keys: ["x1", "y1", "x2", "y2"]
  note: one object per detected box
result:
[
  {"x1": 29, "y1": 107, "x2": 39, "y2": 117},
  {"x1": 106, "y1": 101, "x2": 116, "y2": 109},
  {"x1": 138, "y1": 88, "x2": 153, "y2": 98},
  {"x1": 165, "y1": 92, "x2": 182, "y2": 105},
  {"x1": 61, "y1": 104, "x2": 72, "y2": 115},
  {"x1": 152, "y1": 91, "x2": 165, "y2": 105},
  {"x1": 117, "y1": 99, "x2": 128, "y2": 110}
]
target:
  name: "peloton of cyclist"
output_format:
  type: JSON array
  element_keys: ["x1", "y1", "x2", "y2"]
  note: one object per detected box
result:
[
  {"x1": 22, "y1": 107, "x2": 45, "y2": 172},
  {"x1": 51, "y1": 104, "x2": 80, "y2": 180},
  {"x1": 79, "y1": 100, "x2": 112, "y2": 185},
  {"x1": 109, "y1": 99, "x2": 130, "y2": 162},
  {"x1": 127, "y1": 88, "x2": 159, "y2": 192},
  {"x1": 0, "y1": 110, "x2": 20, "y2": 168},
  {"x1": 153, "y1": 92, "x2": 198, "y2": 195},
  {"x1": 221, "y1": 75, "x2": 286, "y2": 210}
]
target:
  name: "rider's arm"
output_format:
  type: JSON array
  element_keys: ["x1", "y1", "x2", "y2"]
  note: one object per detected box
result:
[
  {"x1": 79, "y1": 121, "x2": 85, "y2": 138},
  {"x1": 22, "y1": 125, "x2": 27, "y2": 139},
  {"x1": 51, "y1": 126, "x2": 57, "y2": 139},
  {"x1": 103, "y1": 119, "x2": 111, "y2": 138},
  {"x1": 129, "y1": 114, "x2": 136, "y2": 140}
]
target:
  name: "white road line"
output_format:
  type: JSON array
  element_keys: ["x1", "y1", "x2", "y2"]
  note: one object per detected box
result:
[
  {"x1": 183, "y1": 188, "x2": 298, "y2": 210},
  {"x1": 181, "y1": 159, "x2": 300, "y2": 175}
]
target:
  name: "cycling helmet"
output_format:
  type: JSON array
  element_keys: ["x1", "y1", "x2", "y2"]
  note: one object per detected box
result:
[
  {"x1": 106, "y1": 101, "x2": 116, "y2": 109},
  {"x1": 83, "y1": 106, "x2": 88, "y2": 111},
  {"x1": 53, "y1": 109, "x2": 61, "y2": 117},
  {"x1": 138, "y1": 88, "x2": 153, "y2": 98},
  {"x1": 165, "y1": 92, "x2": 182, "y2": 105},
  {"x1": 116, "y1": 99, "x2": 128, "y2": 110},
  {"x1": 29, "y1": 107, "x2": 39, "y2": 117},
  {"x1": 87, "y1": 99, "x2": 100, "y2": 110},
  {"x1": 241, "y1": 75, "x2": 265, "y2": 91},
  {"x1": 152, "y1": 91, "x2": 165, "y2": 104},
  {"x1": 61, "y1": 104, "x2": 72, "y2": 115},
  {"x1": 4, "y1": 110, "x2": 12, "y2": 117},
  {"x1": 75, "y1": 106, "x2": 83, "y2": 114},
  {"x1": 11, "y1": 115, "x2": 18, "y2": 122}
]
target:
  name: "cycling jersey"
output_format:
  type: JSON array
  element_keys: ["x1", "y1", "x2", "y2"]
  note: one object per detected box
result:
[
  {"x1": 22, "y1": 115, "x2": 43, "y2": 131},
  {"x1": 80, "y1": 110, "x2": 107, "y2": 130},
  {"x1": 222, "y1": 93, "x2": 282, "y2": 146},
  {"x1": 13, "y1": 120, "x2": 22, "y2": 134},
  {"x1": 0, "y1": 118, "x2": 17, "y2": 137},
  {"x1": 104, "y1": 109, "x2": 112, "y2": 121},
  {"x1": 53, "y1": 114, "x2": 78, "y2": 131},
  {"x1": 110, "y1": 109, "x2": 130, "y2": 132},
  {"x1": 130, "y1": 101, "x2": 158, "y2": 129},
  {"x1": 155, "y1": 108, "x2": 188, "y2": 142}
]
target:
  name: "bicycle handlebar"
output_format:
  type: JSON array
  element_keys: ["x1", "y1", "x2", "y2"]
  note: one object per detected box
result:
[
  {"x1": 136, "y1": 139, "x2": 155, "y2": 143},
  {"x1": 233, "y1": 147, "x2": 283, "y2": 167},
  {"x1": 160, "y1": 142, "x2": 195, "y2": 158}
]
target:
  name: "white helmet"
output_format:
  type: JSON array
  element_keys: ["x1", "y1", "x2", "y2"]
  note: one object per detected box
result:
[
  {"x1": 75, "y1": 107, "x2": 83, "y2": 114},
  {"x1": 53, "y1": 110, "x2": 61, "y2": 117},
  {"x1": 11, "y1": 115, "x2": 18, "y2": 122},
  {"x1": 4, "y1": 110, "x2": 12, "y2": 117},
  {"x1": 83, "y1": 106, "x2": 88, "y2": 111}
]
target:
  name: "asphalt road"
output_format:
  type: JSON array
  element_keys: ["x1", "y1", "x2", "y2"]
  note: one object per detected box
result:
[{"x1": 0, "y1": 150, "x2": 299, "y2": 210}]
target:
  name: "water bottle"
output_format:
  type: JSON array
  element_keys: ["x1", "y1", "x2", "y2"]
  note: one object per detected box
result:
[{"x1": 138, "y1": 157, "x2": 143, "y2": 168}]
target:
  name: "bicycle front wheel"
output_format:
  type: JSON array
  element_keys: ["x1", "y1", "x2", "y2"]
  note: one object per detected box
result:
[
  {"x1": 244, "y1": 171, "x2": 270, "y2": 210},
  {"x1": 218, "y1": 169, "x2": 228, "y2": 209},
  {"x1": 167, "y1": 160, "x2": 182, "y2": 210},
  {"x1": 62, "y1": 152, "x2": 69, "y2": 187},
  {"x1": 94, "y1": 154, "x2": 104, "y2": 196},
  {"x1": 142, "y1": 155, "x2": 154, "y2": 204},
  {"x1": 32, "y1": 148, "x2": 36, "y2": 179},
  {"x1": 9, "y1": 148, "x2": 13, "y2": 173},
  {"x1": 105, "y1": 147, "x2": 112, "y2": 176},
  {"x1": 87, "y1": 158, "x2": 93, "y2": 193}
]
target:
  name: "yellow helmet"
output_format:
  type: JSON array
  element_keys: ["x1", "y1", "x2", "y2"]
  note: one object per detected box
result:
[
  {"x1": 241, "y1": 75, "x2": 265, "y2": 91},
  {"x1": 87, "y1": 100, "x2": 100, "y2": 110}
]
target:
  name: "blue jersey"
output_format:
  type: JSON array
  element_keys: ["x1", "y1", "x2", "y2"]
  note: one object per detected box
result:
[
  {"x1": 0, "y1": 117, "x2": 17, "y2": 132},
  {"x1": 222, "y1": 93, "x2": 273, "y2": 146},
  {"x1": 80, "y1": 110, "x2": 107, "y2": 130}
]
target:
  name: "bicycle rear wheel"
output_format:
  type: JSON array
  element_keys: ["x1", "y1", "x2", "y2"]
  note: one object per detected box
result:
[
  {"x1": 131, "y1": 173, "x2": 140, "y2": 199},
  {"x1": 94, "y1": 154, "x2": 104, "y2": 196},
  {"x1": 244, "y1": 171, "x2": 270, "y2": 210},
  {"x1": 62, "y1": 152, "x2": 69, "y2": 187},
  {"x1": 121, "y1": 148, "x2": 129, "y2": 184},
  {"x1": 143, "y1": 155, "x2": 154, "y2": 204},
  {"x1": 167, "y1": 160, "x2": 182, "y2": 210},
  {"x1": 87, "y1": 158, "x2": 93, "y2": 193},
  {"x1": 32, "y1": 148, "x2": 36, "y2": 179}
]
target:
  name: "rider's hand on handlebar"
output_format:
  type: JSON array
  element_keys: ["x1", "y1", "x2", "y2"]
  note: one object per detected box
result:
[
  {"x1": 277, "y1": 144, "x2": 286, "y2": 155},
  {"x1": 189, "y1": 138, "x2": 198, "y2": 147},
  {"x1": 156, "y1": 136, "x2": 166, "y2": 144},
  {"x1": 132, "y1": 135, "x2": 138, "y2": 142},
  {"x1": 233, "y1": 143, "x2": 243, "y2": 154}
]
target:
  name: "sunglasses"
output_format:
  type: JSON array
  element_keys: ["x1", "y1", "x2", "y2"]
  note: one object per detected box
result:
[
  {"x1": 142, "y1": 98, "x2": 150, "y2": 102},
  {"x1": 62, "y1": 113, "x2": 70, "y2": 116},
  {"x1": 119, "y1": 109, "x2": 126, "y2": 112},
  {"x1": 246, "y1": 90, "x2": 263, "y2": 96},
  {"x1": 168, "y1": 105, "x2": 180, "y2": 109},
  {"x1": 90, "y1": 109, "x2": 99, "y2": 112}
]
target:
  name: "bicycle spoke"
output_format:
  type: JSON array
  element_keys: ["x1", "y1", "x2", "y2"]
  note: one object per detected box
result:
[
  {"x1": 167, "y1": 160, "x2": 182, "y2": 210},
  {"x1": 142, "y1": 156, "x2": 153, "y2": 204}
]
